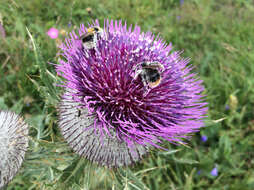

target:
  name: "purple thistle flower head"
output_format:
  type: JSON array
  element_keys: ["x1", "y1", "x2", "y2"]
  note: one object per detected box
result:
[
  {"x1": 56, "y1": 20, "x2": 207, "y2": 167},
  {"x1": 0, "y1": 110, "x2": 29, "y2": 188}
]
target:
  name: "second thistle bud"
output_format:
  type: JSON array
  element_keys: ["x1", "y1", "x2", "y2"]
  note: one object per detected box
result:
[{"x1": 0, "y1": 111, "x2": 29, "y2": 189}]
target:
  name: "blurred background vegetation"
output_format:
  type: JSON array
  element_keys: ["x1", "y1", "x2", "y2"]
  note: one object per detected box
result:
[{"x1": 0, "y1": 0, "x2": 254, "y2": 189}]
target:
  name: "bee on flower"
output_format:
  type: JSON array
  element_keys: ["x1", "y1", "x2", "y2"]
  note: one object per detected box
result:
[{"x1": 79, "y1": 26, "x2": 105, "y2": 50}]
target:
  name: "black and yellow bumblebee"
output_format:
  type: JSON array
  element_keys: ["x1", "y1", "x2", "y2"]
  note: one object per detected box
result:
[
  {"x1": 133, "y1": 61, "x2": 165, "y2": 88},
  {"x1": 80, "y1": 26, "x2": 104, "y2": 50}
]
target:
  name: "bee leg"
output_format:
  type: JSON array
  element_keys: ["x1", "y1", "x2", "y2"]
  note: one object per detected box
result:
[
  {"x1": 84, "y1": 51, "x2": 89, "y2": 57},
  {"x1": 140, "y1": 74, "x2": 150, "y2": 96},
  {"x1": 93, "y1": 36, "x2": 98, "y2": 51},
  {"x1": 132, "y1": 63, "x2": 142, "y2": 72},
  {"x1": 159, "y1": 63, "x2": 165, "y2": 72},
  {"x1": 143, "y1": 86, "x2": 150, "y2": 97},
  {"x1": 133, "y1": 69, "x2": 143, "y2": 80},
  {"x1": 140, "y1": 74, "x2": 147, "y2": 86}
]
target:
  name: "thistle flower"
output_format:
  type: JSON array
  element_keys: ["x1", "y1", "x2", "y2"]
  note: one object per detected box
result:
[
  {"x1": 47, "y1": 27, "x2": 59, "y2": 39},
  {"x1": 0, "y1": 110, "x2": 29, "y2": 188},
  {"x1": 56, "y1": 20, "x2": 207, "y2": 167}
]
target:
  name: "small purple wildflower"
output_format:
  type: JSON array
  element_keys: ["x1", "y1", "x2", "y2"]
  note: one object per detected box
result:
[
  {"x1": 56, "y1": 20, "x2": 207, "y2": 167},
  {"x1": 68, "y1": 21, "x2": 72, "y2": 28},
  {"x1": 197, "y1": 170, "x2": 202, "y2": 175},
  {"x1": 180, "y1": 0, "x2": 184, "y2": 6},
  {"x1": 201, "y1": 135, "x2": 208, "y2": 142},
  {"x1": 177, "y1": 16, "x2": 181, "y2": 20},
  {"x1": 47, "y1": 27, "x2": 59, "y2": 39},
  {"x1": 210, "y1": 167, "x2": 218, "y2": 177},
  {"x1": 0, "y1": 110, "x2": 29, "y2": 188},
  {"x1": 0, "y1": 23, "x2": 6, "y2": 38},
  {"x1": 225, "y1": 104, "x2": 229, "y2": 110}
]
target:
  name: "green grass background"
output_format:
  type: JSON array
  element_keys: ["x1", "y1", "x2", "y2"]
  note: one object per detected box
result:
[{"x1": 1, "y1": 0, "x2": 254, "y2": 189}]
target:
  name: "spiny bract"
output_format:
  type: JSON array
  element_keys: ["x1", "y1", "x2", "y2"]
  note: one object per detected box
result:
[{"x1": 0, "y1": 111, "x2": 29, "y2": 188}]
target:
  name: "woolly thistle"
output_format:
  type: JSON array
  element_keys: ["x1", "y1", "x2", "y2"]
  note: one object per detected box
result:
[
  {"x1": 0, "y1": 111, "x2": 29, "y2": 188},
  {"x1": 56, "y1": 20, "x2": 207, "y2": 167}
]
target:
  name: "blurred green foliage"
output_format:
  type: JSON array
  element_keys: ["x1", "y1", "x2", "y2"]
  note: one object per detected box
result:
[{"x1": 0, "y1": 0, "x2": 254, "y2": 189}]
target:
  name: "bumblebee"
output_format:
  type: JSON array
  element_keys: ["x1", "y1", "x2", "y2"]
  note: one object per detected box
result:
[
  {"x1": 80, "y1": 26, "x2": 104, "y2": 50},
  {"x1": 133, "y1": 61, "x2": 165, "y2": 88}
]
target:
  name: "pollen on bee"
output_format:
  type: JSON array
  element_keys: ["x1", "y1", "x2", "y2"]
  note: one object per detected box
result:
[
  {"x1": 87, "y1": 28, "x2": 94, "y2": 33},
  {"x1": 148, "y1": 78, "x2": 161, "y2": 88}
]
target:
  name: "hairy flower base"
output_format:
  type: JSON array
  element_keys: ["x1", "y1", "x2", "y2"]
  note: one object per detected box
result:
[
  {"x1": 0, "y1": 111, "x2": 29, "y2": 188},
  {"x1": 58, "y1": 91, "x2": 148, "y2": 167}
]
